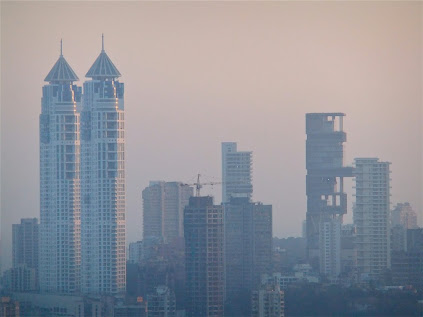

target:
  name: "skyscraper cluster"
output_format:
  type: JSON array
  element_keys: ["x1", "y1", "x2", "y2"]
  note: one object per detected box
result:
[
  {"x1": 133, "y1": 142, "x2": 275, "y2": 317},
  {"x1": 39, "y1": 37, "x2": 126, "y2": 296},
  {"x1": 304, "y1": 113, "x2": 418, "y2": 284},
  {"x1": 3, "y1": 39, "x2": 421, "y2": 317}
]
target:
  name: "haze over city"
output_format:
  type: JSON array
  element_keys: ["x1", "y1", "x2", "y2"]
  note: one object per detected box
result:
[{"x1": 1, "y1": 0, "x2": 422, "y2": 274}]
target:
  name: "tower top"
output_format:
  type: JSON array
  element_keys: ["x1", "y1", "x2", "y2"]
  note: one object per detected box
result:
[
  {"x1": 86, "y1": 34, "x2": 121, "y2": 79},
  {"x1": 44, "y1": 40, "x2": 79, "y2": 83}
]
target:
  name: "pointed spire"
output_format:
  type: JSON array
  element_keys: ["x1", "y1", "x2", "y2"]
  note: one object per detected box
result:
[
  {"x1": 86, "y1": 35, "x2": 121, "y2": 79},
  {"x1": 45, "y1": 40, "x2": 79, "y2": 83}
]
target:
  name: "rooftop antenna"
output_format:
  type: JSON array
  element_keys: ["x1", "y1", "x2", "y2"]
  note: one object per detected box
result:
[
  {"x1": 102, "y1": 33, "x2": 104, "y2": 52},
  {"x1": 60, "y1": 39, "x2": 63, "y2": 56}
]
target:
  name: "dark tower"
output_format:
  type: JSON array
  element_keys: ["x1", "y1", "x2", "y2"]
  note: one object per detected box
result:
[{"x1": 305, "y1": 113, "x2": 353, "y2": 265}]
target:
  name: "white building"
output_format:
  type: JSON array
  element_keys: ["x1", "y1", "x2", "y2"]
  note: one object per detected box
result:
[
  {"x1": 142, "y1": 181, "x2": 193, "y2": 242},
  {"x1": 39, "y1": 45, "x2": 81, "y2": 294},
  {"x1": 354, "y1": 158, "x2": 391, "y2": 281},
  {"x1": 221, "y1": 142, "x2": 253, "y2": 203},
  {"x1": 80, "y1": 37, "x2": 126, "y2": 295},
  {"x1": 319, "y1": 218, "x2": 341, "y2": 278}
]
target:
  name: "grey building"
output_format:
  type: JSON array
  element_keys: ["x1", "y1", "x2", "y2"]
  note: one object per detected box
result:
[
  {"x1": 391, "y1": 228, "x2": 423, "y2": 288},
  {"x1": 354, "y1": 158, "x2": 391, "y2": 281},
  {"x1": 251, "y1": 280, "x2": 285, "y2": 317},
  {"x1": 129, "y1": 241, "x2": 144, "y2": 265},
  {"x1": 0, "y1": 297, "x2": 20, "y2": 317},
  {"x1": 391, "y1": 225, "x2": 407, "y2": 252},
  {"x1": 392, "y1": 202, "x2": 418, "y2": 229},
  {"x1": 12, "y1": 218, "x2": 38, "y2": 271},
  {"x1": 305, "y1": 113, "x2": 353, "y2": 264},
  {"x1": 224, "y1": 197, "x2": 272, "y2": 313},
  {"x1": 184, "y1": 196, "x2": 224, "y2": 317},
  {"x1": 143, "y1": 182, "x2": 193, "y2": 242},
  {"x1": 221, "y1": 142, "x2": 253, "y2": 203},
  {"x1": 146, "y1": 286, "x2": 176, "y2": 317},
  {"x1": 2, "y1": 265, "x2": 37, "y2": 293},
  {"x1": 340, "y1": 224, "x2": 357, "y2": 276}
]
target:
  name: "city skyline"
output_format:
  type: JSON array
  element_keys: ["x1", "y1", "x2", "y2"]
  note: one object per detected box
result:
[{"x1": 1, "y1": 1, "x2": 422, "y2": 272}]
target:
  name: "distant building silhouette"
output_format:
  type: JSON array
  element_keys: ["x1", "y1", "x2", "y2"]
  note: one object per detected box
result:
[
  {"x1": 146, "y1": 286, "x2": 176, "y2": 317},
  {"x1": 129, "y1": 241, "x2": 144, "y2": 265},
  {"x1": 184, "y1": 196, "x2": 224, "y2": 317},
  {"x1": 305, "y1": 113, "x2": 353, "y2": 267},
  {"x1": 354, "y1": 158, "x2": 391, "y2": 281},
  {"x1": 340, "y1": 224, "x2": 357, "y2": 276},
  {"x1": 6, "y1": 218, "x2": 40, "y2": 292},
  {"x1": 142, "y1": 181, "x2": 193, "y2": 242},
  {"x1": 39, "y1": 46, "x2": 81, "y2": 294},
  {"x1": 221, "y1": 142, "x2": 252, "y2": 203},
  {"x1": 0, "y1": 297, "x2": 20, "y2": 317},
  {"x1": 392, "y1": 202, "x2": 418, "y2": 229},
  {"x1": 13, "y1": 218, "x2": 38, "y2": 271},
  {"x1": 251, "y1": 279, "x2": 285, "y2": 317},
  {"x1": 80, "y1": 37, "x2": 126, "y2": 295},
  {"x1": 391, "y1": 225, "x2": 407, "y2": 252},
  {"x1": 224, "y1": 197, "x2": 272, "y2": 315},
  {"x1": 391, "y1": 228, "x2": 423, "y2": 288}
]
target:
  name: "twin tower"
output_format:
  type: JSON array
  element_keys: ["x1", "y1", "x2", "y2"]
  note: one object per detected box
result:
[{"x1": 39, "y1": 38, "x2": 126, "y2": 295}]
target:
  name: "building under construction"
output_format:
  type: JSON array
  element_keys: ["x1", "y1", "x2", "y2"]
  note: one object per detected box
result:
[{"x1": 305, "y1": 113, "x2": 353, "y2": 265}]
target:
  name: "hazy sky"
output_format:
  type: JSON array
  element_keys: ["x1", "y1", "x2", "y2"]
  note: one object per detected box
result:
[{"x1": 1, "y1": 1, "x2": 422, "y2": 271}]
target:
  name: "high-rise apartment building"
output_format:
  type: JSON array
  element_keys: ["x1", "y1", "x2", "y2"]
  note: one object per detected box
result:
[
  {"x1": 143, "y1": 181, "x2": 193, "y2": 242},
  {"x1": 305, "y1": 113, "x2": 353, "y2": 264},
  {"x1": 221, "y1": 142, "x2": 253, "y2": 203},
  {"x1": 10, "y1": 218, "x2": 39, "y2": 291},
  {"x1": 319, "y1": 218, "x2": 341, "y2": 278},
  {"x1": 39, "y1": 46, "x2": 81, "y2": 294},
  {"x1": 80, "y1": 37, "x2": 126, "y2": 295},
  {"x1": 12, "y1": 218, "x2": 39, "y2": 270},
  {"x1": 354, "y1": 158, "x2": 391, "y2": 281},
  {"x1": 392, "y1": 202, "x2": 418, "y2": 229},
  {"x1": 224, "y1": 197, "x2": 272, "y2": 311},
  {"x1": 184, "y1": 196, "x2": 224, "y2": 317}
]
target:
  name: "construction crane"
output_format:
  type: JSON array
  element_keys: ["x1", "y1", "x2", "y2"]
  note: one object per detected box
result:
[{"x1": 181, "y1": 174, "x2": 247, "y2": 197}]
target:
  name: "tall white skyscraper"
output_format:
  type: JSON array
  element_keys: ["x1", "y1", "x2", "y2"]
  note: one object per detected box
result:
[
  {"x1": 221, "y1": 142, "x2": 253, "y2": 203},
  {"x1": 80, "y1": 37, "x2": 126, "y2": 295},
  {"x1": 354, "y1": 158, "x2": 391, "y2": 281},
  {"x1": 142, "y1": 181, "x2": 193, "y2": 242},
  {"x1": 39, "y1": 45, "x2": 81, "y2": 294}
]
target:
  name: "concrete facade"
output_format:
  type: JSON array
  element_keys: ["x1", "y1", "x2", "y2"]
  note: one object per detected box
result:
[
  {"x1": 142, "y1": 182, "x2": 193, "y2": 242},
  {"x1": 184, "y1": 197, "x2": 224, "y2": 317},
  {"x1": 305, "y1": 113, "x2": 353, "y2": 265},
  {"x1": 354, "y1": 158, "x2": 391, "y2": 281},
  {"x1": 224, "y1": 198, "x2": 272, "y2": 302},
  {"x1": 319, "y1": 218, "x2": 341, "y2": 278},
  {"x1": 221, "y1": 142, "x2": 252, "y2": 203}
]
